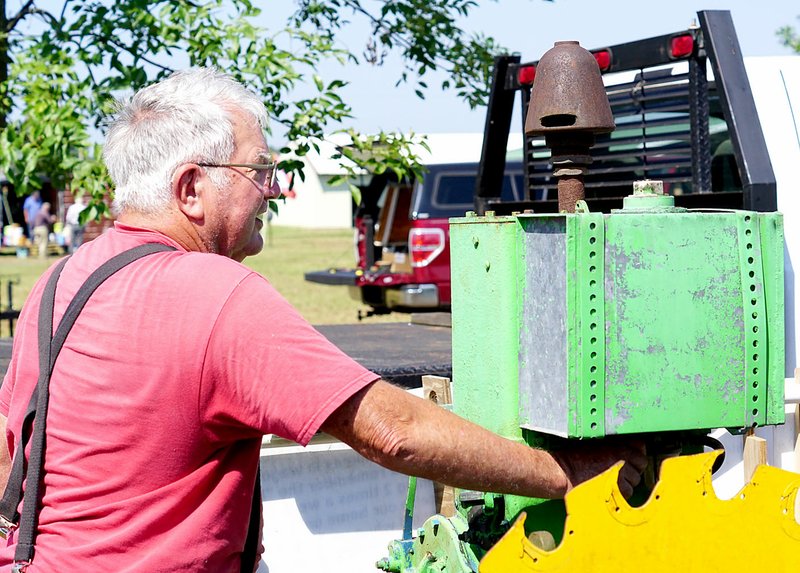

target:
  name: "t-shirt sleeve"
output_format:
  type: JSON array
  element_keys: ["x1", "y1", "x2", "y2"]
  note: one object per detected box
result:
[
  {"x1": 200, "y1": 273, "x2": 380, "y2": 446},
  {"x1": 0, "y1": 364, "x2": 13, "y2": 416}
]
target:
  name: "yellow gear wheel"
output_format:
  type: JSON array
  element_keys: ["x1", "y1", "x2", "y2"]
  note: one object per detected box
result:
[{"x1": 480, "y1": 451, "x2": 800, "y2": 572}]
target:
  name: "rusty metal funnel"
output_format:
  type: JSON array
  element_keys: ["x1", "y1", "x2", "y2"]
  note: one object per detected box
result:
[
  {"x1": 525, "y1": 41, "x2": 614, "y2": 136},
  {"x1": 525, "y1": 41, "x2": 615, "y2": 212}
]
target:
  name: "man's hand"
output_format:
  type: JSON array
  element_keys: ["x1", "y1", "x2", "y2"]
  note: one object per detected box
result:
[{"x1": 551, "y1": 440, "x2": 648, "y2": 498}]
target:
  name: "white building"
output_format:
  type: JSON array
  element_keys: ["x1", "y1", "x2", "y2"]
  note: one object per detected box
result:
[{"x1": 271, "y1": 132, "x2": 523, "y2": 229}]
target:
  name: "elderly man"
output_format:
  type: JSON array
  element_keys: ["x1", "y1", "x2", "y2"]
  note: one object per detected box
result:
[{"x1": 0, "y1": 69, "x2": 645, "y2": 572}]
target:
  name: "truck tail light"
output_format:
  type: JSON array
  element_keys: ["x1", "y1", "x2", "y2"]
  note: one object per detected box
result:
[
  {"x1": 592, "y1": 49, "x2": 611, "y2": 72},
  {"x1": 518, "y1": 65, "x2": 536, "y2": 85},
  {"x1": 354, "y1": 227, "x2": 364, "y2": 267},
  {"x1": 670, "y1": 34, "x2": 694, "y2": 58},
  {"x1": 354, "y1": 217, "x2": 367, "y2": 268},
  {"x1": 409, "y1": 228, "x2": 446, "y2": 267}
]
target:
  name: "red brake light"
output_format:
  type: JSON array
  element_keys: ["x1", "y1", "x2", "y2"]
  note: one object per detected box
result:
[
  {"x1": 592, "y1": 50, "x2": 611, "y2": 72},
  {"x1": 409, "y1": 228, "x2": 446, "y2": 267},
  {"x1": 518, "y1": 65, "x2": 536, "y2": 85},
  {"x1": 670, "y1": 35, "x2": 694, "y2": 58}
]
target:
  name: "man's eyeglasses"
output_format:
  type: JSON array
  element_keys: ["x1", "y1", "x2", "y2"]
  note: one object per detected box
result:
[{"x1": 196, "y1": 161, "x2": 278, "y2": 189}]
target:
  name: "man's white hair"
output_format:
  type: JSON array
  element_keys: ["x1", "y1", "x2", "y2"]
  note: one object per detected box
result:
[{"x1": 105, "y1": 68, "x2": 268, "y2": 215}]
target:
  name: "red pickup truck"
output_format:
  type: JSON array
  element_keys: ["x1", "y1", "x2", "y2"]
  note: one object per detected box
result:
[{"x1": 305, "y1": 161, "x2": 525, "y2": 318}]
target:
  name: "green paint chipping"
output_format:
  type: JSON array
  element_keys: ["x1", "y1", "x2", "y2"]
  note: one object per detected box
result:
[{"x1": 450, "y1": 208, "x2": 785, "y2": 439}]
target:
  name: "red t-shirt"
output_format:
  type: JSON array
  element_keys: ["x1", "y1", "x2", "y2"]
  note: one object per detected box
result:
[{"x1": 0, "y1": 223, "x2": 379, "y2": 572}]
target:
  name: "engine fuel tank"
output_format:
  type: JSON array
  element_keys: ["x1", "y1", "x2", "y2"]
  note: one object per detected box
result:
[{"x1": 450, "y1": 184, "x2": 784, "y2": 438}]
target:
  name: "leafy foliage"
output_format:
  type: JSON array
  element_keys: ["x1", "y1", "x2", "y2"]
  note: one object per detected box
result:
[
  {"x1": 327, "y1": 129, "x2": 431, "y2": 205},
  {"x1": 777, "y1": 15, "x2": 800, "y2": 53},
  {"x1": 292, "y1": 0, "x2": 504, "y2": 108},
  {"x1": 0, "y1": 0, "x2": 534, "y2": 217}
]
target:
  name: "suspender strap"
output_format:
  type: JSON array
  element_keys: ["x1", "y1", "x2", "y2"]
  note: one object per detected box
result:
[
  {"x1": 241, "y1": 465, "x2": 262, "y2": 573},
  {"x1": 0, "y1": 243, "x2": 176, "y2": 565},
  {"x1": 0, "y1": 256, "x2": 69, "y2": 528}
]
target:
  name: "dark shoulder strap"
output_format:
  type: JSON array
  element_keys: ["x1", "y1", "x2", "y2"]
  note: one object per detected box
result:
[
  {"x1": 0, "y1": 257, "x2": 69, "y2": 531},
  {"x1": 241, "y1": 465, "x2": 262, "y2": 573},
  {"x1": 0, "y1": 243, "x2": 176, "y2": 566}
]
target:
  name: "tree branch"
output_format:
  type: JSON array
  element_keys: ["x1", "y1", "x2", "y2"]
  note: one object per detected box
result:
[
  {"x1": 339, "y1": 0, "x2": 414, "y2": 52},
  {"x1": 28, "y1": 7, "x2": 58, "y2": 27},
  {"x1": 6, "y1": 0, "x2": 36, "y2": 32},
  {"x1": 70, "y1": 30, "x2": 175, "y2": 75},
  {"x1": 59, "y1": 0, "x2": 75, "y2": 22},
  {"x1": 105, "y1": 37, "x2": 174, "y2": 73}
]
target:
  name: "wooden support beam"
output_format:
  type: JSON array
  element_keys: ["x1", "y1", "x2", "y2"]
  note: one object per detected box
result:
[
  {"x1": 744, "y1": 435, "x2": 768, "y2": 482},
  {"x1": 794, "y1": 373, "x2": 800, "y2": 473},
  {"x1": 794, "y1": 416, "x2": 800, "y2": 474},
  {"x1": 422, "y1": 375, "x2": 456, "y2": 517}
]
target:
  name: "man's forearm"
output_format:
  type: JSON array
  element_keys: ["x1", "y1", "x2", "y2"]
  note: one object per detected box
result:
[{"x1": 321, "y1": 380, "x2": 569, "y2": 499}]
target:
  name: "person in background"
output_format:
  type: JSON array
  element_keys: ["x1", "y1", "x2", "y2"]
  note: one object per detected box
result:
[
  {"x1": 64, "y1": 195, "x2": 88, "y2": 253},
  {"x1": 22, "y1": 190, "x2": 42, "y2": 239},
  {"x1": 31, "y1": 201, "x2": 56, "y2": 259}
]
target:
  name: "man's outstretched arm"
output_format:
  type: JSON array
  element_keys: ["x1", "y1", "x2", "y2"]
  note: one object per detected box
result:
[{"x1": 321, "y1": 380, "x2": 646, "y2": 499}]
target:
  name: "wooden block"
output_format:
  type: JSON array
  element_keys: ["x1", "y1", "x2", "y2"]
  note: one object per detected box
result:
[
  {"x1": 794, "y1": 433, "x2": 800, "y2": 474},
  {"x1": 792, "y1": 403, "x2": 800, "y2": 473},
  {"x1": 421, "y1": 375, "x2": 456, "y2": 517},
  {"x1": 422, "y1": 375, "x2": 452, "y2": 406},
  {"x1": 795, "y1": 404, "x2": 800, "y2": 438},
  {"x1": 432, "y1": 481, "x2": 456, "y2": 518},
  {"x1": 743, "y1": 435, "x2": 768, "y2": 482}
]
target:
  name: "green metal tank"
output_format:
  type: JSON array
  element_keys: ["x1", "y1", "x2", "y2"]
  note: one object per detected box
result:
[{"x1": 450, "y1": 181, "x2": 784, "y2": 440}]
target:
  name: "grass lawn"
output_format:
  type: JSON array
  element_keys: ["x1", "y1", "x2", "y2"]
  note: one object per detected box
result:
[{"x1": 0, "y1": 225, "x2": 410, "y2": 337}]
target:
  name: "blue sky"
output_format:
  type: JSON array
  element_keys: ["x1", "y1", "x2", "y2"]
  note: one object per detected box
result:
[
  {"x1": 288, "y1": 0, "x2": 799, "y2": 143},
  {"x1": 10, "y1": 1, "x2": 797, "y2": 145}
]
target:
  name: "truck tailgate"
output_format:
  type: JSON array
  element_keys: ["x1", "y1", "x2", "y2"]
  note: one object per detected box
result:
[{"x1": 315, "y1": 322, "x2": 452, "y2": 388}]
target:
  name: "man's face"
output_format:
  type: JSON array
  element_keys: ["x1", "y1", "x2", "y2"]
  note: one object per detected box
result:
[{"x1": 207, "y1": 111, "x2": 279, "y2": 262}]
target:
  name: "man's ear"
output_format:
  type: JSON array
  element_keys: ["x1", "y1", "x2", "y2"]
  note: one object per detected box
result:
[{"x1": 173, "y1": 164, "x2": 206, "y2": 221}]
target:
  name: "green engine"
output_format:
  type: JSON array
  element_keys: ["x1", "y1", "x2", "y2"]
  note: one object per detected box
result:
[
  {"x1": 377, "y1": 32, "x2": 785, "y2": 572},
  {"x1": 378, "y1": 182, "x2": 784, "y2": 573},
  {"x1": 450, "y1": 183, "x2": 784, "y2": 441}
]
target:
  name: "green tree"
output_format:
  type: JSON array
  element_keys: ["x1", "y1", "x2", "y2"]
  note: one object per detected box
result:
[
  {"x1": 0, "y1": 0, "x2": 532, "y2": 217},
  {"x1": 778, "y1": 16, "x2": 800, "y2": 53}
]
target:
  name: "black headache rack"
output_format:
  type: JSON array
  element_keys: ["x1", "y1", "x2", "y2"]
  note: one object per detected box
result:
[{"x1": 476, "y1": 10, "x2": 776, "y2": 215}]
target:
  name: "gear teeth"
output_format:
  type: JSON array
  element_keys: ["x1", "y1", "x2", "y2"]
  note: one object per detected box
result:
[{"x1": 480, "y1": 451, "x2": 800, "y2": 572}]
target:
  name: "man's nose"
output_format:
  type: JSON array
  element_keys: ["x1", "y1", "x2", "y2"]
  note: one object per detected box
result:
[{"x1": 265, "y1": 179, "x2": 280, "y2": 199}]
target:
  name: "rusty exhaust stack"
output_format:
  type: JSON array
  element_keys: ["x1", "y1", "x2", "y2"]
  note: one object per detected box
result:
[{"x1": 525, "y1": 41, "x2": 615, "y2": 213}]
